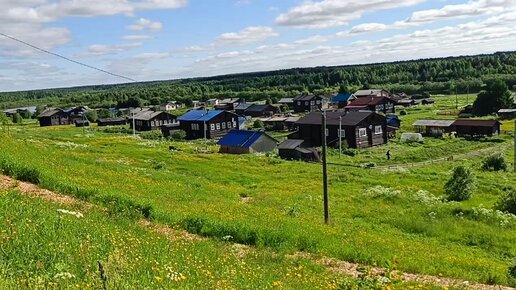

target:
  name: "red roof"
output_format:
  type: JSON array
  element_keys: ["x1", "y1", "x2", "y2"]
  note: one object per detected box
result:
[
  {"x1": 346, "y1": 96, "x2": 391, "y2": 107},
  {"x1": 453, "y1": 119, "x2": 501, "y2": 127}
]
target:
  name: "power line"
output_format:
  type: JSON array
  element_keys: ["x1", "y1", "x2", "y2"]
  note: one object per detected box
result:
[{"x1": 0, "y1": 32, "x2": 137, "y2": 82}]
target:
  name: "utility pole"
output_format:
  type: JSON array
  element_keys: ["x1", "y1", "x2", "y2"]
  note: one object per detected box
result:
[
  {"x1": 514, "y1": 119, "x2": 516, "y2": 173},
  {"x1": 466, "y1": 85, "x2": 470, "y2": 105},
  {"x1": 455, "y1": 88, "x2": 458, "y2": 110},
  {"x1": 321, "y1": 111, "x2": 329, "y2": 224},
  {"x1": 339, "y1": 115, "x2": 342, "y2": 158},
  {"x1": 132, "y1": 111, "x2": 136, "y2": 138}
]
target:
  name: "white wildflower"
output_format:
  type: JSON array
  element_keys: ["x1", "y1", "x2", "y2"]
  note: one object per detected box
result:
[
  {"x1": 366, "y1": 185, "x2": 400, "y2": 198},
  {"x1": 57, "y1": 209, "x2": 84, "y2": 218},
  {"x1": 54, "y1": 272, "x2": 76, "y2": 279}
]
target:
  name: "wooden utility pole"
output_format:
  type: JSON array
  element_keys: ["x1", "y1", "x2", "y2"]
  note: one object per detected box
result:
[
  {"x1": 132, "y1": 112, "x2": 136, "y2": 138},
  {"x1": 321, "y1": 111, "x2": 329, "y2": 224},
  {"x1": 514, "y1": 120, "x2": 516, "y2": 173},
  {"x1": 339, "y1": 115, "x2": 342, "y2": 158}
]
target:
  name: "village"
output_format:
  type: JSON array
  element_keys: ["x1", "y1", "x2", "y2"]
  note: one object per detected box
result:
[{"x1": 6, "y1": 88, "x2": 512, "y2": 164}]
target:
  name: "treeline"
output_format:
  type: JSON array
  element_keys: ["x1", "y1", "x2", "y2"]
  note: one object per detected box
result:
[{"x1": 1, "y1": 51, "x2": 516, "y2": 109}]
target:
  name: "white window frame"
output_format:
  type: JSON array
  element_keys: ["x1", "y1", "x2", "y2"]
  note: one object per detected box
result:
[
  {"x1": 222, "y1": 122, "x2": 226, "y2": 129},
  {"x1": 374, "y1": 125, "x2": 383, "y2": 135},
  {"x1": 210, "y1": 124, "x2": 215, "y2": 131},
  {"x1": 305, "y1": 101, "x2": 309, "y2": 105},
  {"x1": 316, "y1": 100, "x2": 321, "y2": 105},
  {"x1": 359, "y1": 128, "x2": 367, "y2": 137},
  {"x1": 227, "y1": 121, "x2": 232, "y2": 128},
  {"x1": 297, "y1": 101, "x2": 301, "y2": 105},
  {"x1": 216, "y1": 123, "x2": 221, "y2": 130},
  {"x1": 338, "y1": 129, "x2": 346, "y2": 138},
  {"x1": 310, "y1": 101, "x2": 315, "y2": 105},
  {"x1": 232, "y1": 120, "x2": 237, "y2": 128}
]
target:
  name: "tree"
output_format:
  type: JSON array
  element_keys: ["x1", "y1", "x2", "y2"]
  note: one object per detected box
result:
[
  {"x1": 11, "y1": 113, "x2": 22, "y2": 124},
  {"x1": 85, "y1": 110, "x2": 98, "y2": 122},
  {"x1": 338, "y1": 81, "x2": 350, "y2": 93},
  {"x1": 253, "y1": 119, "x2": 264, "y2": 130},
  {"x1": 444, "y1": 166, "x2": 475, "y2": 201},
  {"x1": 496, "y1": 187, "x2": 516, "y2": 215},
  {"x1": 0, "y1": 112, "x2": 10, "y2": 133},
  {"x1": 472, "y1": 79, "x2": 513, "y2": 116},
  {"x1": 35, "y1": 105, "x2": 44, "y2": 117}
]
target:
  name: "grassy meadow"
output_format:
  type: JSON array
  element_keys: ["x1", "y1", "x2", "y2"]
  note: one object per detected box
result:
[{"x1": 0, "y1": 94, "x2": 515, "y2": 287}]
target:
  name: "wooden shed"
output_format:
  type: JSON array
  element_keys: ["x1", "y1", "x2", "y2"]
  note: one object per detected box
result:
[
  {"x1": 278, "y1": 139, "x2": 320, "y2": 162},
  {"x1": 217, "y1": 130, "x2": 278, "y2": 154},
  {"x1": 452, "y1": 119, "x2": 501, "y2": 137},
  {"x1": 38, "y1": 108, "x2": 71, "y2": 127},
  {"x1": 97, "y1": 118, "x2": 127, "y2": 126},
  {"x1": 412, "y1": 120, "x2": 455, "y2": 137}
]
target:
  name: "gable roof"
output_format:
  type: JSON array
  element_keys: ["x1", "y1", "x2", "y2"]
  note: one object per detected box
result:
[
  {"x1": 217, "y1": 130, "x2": 277, "y2": 148},
  {"x1": 412, "y1": 120, "x2": 455, "y2": 127},
  {"x1": 331, "y1": 93, "x2": 355, "y2": 103},
  {"x1": 452, "y1": 119, "x2": 501, "y2": 127},
  {"x1": 178, "y1": 110, "x2": 228, "y2": 121},
  {"x1": 498, "y1": 109, "x2": 516, "y2": 113},
  {"x1": 278, "y1": 98, "x2": 294, "y2": 103},
  {"x1": 246, "y1": 104, "x2": 275, "y2": 112},
  {"x1": 347, "y1": 96, "x2": 391, "y2": 107},
  {"x1": 219, "y1": 98, "x2": 240, "y2": 104},
  {"x1": 278, "y1": 139, "x2": 304, "y2": 150},
  {"x1": 293, "y1": 95, "x2": 321, "y2": 101},
  {"x1": 38, "y1": 108, "x2": 63, "y2": 118},
  {"x1": 234, "y1": 103, "x2": 253, "y2": 110},
  {"x1": 354, "y1": 89, "x2": 388, "y2": 97},
  {"x1": 296, "y1": 111, "x2": 375, "y2": 126},
  {"x1": 133, "y1": 111, "x2": 174, "y2": 121}
]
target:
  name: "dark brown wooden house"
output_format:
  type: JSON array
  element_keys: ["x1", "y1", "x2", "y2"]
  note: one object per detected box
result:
[
  {"x1": 178, "y1": 110, "x2": 239, "y2": 140},
  {"x1": 217, "y1": 130, "x2": 278, "y2": 154},
  {"x1": 38, "y1": 108, "x2": 71, "y2": 127},
  {"x1": 244, "y1": 104, "x2": 280, "y2": 117},
  {"x1": 130, "y1": 111, "x2": 177, "y2": 131},
  {"x1": 278, "y1": 139, "x2": 320, "y2": 162},
  {"x1": 294, "y1": 111, "x2": 387, "y2": 148},
  {"x1": 452, "y1": 119, "x2": 501, "y2": 137},
  {"x1": 345, "y1": 96, "x2": 396, "y2": 114},
  {"x1": 293, "y1": 95, "x2": 323, "y2": 113},
  {"x1": 97, "y1": 118, "x2": 127, "y2": 126}
]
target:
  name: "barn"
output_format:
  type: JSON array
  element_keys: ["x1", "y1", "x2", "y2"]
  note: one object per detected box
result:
[
  {"x1": 130, "y1": 111, "x2": 177, "y2": 131},
  {"x1": 38, "y1": 108, "x2": 71, "y2": 127},
  {"x1": 452, "y1": 119, "x2": 501, "y2": 137},
  {"x1": 97, "y1": 118, "x2": 127, "y2": 126},
  {"x1": 217, "y1": 130, "x2": 278, "y2": 154},
  {"x1": 178, "y1": 110, "x2": 239, "y2": 140},
  {"x1": 278, "y1": 139, "x2": 320, "y2": 162}
]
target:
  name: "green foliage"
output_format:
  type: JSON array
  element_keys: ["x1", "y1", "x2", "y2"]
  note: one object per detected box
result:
[
  {"x1": 497, "y1": 187, "x2": 516, "y2": 215},
  {"x1": 444, "y1": 166, "x2": 475, "y2": 201},
  {"x1": 473, "y1": 79, "x2": 514, "y2": 116},
  {"x1": 170, "y1": 130, "x2": 186, "y2": 140},
  {"x1": 140, "y1": 130, "x2": 163, "y2": 140},
  {"x1": 11, "y1": 113, "x2": 22, "y2": 124},
  {"x1": 482, "y1": 154, "x2": 508, "y2": 171},
  {"x1": 85, "y1": 110, "x2": 98, "y2": 122},
  {"x1": 399, "y1": 110, "x2": 407, "y2": 116},
  {"x1": 253, "y1": 119, "x2": 264, "y2": 129}
]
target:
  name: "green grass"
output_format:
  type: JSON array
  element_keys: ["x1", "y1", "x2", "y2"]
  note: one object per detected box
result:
[{"x1": 0, "y1": 124, "x2": 515, "y2": 286}]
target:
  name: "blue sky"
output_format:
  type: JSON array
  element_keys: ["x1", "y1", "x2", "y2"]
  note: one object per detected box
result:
[{"x1": 1, "y1": 0, "x2": 516, "y2": 91}]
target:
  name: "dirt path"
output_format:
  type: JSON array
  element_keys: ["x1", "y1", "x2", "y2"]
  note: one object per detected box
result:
[{"x1": 1, "y1": 174, "x2": 514, "y2": 290}]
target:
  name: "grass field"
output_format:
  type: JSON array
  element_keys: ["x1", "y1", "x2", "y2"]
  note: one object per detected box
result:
[{"x1": 0, "y1": 94, "x2": 515, "y2": 287}]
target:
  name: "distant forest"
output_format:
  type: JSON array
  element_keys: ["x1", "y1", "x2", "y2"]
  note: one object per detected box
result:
[{"x1": 1, "y1": 51, "x2": 515, "y2": 109}]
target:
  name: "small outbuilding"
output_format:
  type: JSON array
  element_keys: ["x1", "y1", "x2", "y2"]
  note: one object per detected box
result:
[
  {"x1": 452, "y1": 119, "x2": 501, "y2": 137},
  {"x1": 97, "y1": 118, "x2": 127, "y2": 126},
  {"x1": 130, "y1": 111, "x2": 177, "y2": 131},
  {"x1": 413, "y1": 120, "x2": 455, "y2": 137},
  {"x1": 75, "y1": 119, "x2": 90, "y2": 127},
  {"x1": 278, "y1": 139, "x2": 320, "y2": 162},
  {"x1": 38, "y1": 108, "x2": 71, "y2": 127},
  {"x1": 498, "y1": 109, "x2": 516, "y2": 119},
  {"x1": 217, "y1": 130, "x2": 278, "y2": 154}
]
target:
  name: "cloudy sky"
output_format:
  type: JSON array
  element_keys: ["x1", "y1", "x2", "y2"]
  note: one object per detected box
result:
[{"x1": 1, "y1": 0, "x2": 516, "y2": 92}]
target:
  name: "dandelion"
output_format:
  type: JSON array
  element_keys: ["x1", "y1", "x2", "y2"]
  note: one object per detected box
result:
[
  {"x1": 57, "y1": 209, "x2": 84, "y2": 218},
  {"x1": 154, "y1": 276, "x2": 162, "y2": 281}
]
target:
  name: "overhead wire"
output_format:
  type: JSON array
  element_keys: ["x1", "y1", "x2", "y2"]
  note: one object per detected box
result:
[{"x1": 0, "y1": 32, "x2": 138, "y2": 82}]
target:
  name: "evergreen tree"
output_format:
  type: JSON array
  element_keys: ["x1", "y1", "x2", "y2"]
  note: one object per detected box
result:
[{"x1": 472, "y1": 79, "x2": 513, "y2": 116}]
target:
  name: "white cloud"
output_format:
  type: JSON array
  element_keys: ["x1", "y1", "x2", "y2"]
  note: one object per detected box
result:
[
  {"x1": 349, "y1": 23, "x2": 387, "y2": 34},
  {"x1": 215, "y1": 26, "x2": 279, "y2": 46},
  {"x1": 81, "y1": 42, "x2": 143, "y2": 57},
  {"x1": 122, "y1": 35, "x2": 154, "y2": 40},
  {"x1": 275, "y1": 0, "x2": 426, "y2": 28},
  {"x1": 127, "y1": 18, "x2": 163, "y2": 31}
]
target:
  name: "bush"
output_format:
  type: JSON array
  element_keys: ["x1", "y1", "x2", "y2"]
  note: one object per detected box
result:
[
  {"x1": 444, "y1": 165, "x2": 475, "y2": 201},
  {"x1": 253, "y1": 119, "x2": 264, "y2": 129},
  {"x1": 497, "y1": 187, "x2": 516, "y2": 215},
  {"x1": 140, "y1": 130, "x2": 163, "y2": 140},
  {"x1": 170, "y1": 130, "x2": 186, "y2": 140},
  {"x1": 342, "y1": 148, "x2": 358, "y2": 156},
  {"x1": 399, "y1": 110, "x2": 407, "y2": 116},
  {"x1": 482, "y1": 154, "x2": 508, "y2": 171}
]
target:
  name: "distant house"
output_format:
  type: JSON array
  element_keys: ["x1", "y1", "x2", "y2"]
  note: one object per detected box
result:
[
  {"x1": 354, "y1": 89, "x2": 390, "y2": 98},
  {"x1": 215, "y1": 98, "x2": 242, "y2": 110},
  {"x1": 3, "y1": 106, "x2": 37, "y2": 117},
  {"x1": 294, "y1": 111, "x2": 387, "y2": 148},
  {"x1": 161, "y1": 123, "x2": 182, "y2": 138},
  {"x1": 345, "y1": 96, "x2": 396, "y2": 114},
  {"x1": 217, "y1": 130, "x2": 278, "y2": 154},
  {"x1": 278, "y1": 139, "x2": 320, "y2": 162},
  {"x1": 178, "y1": 110, "x2": 239, "y2": 140},
  {"x1": 206, "y1": 99, "x2": 221, "y2": 107},
  {"x1": 421, "y1": 98, "x2": 435, "y2": 105},
  {"x1": 234, "y1": 103, "x2": 253, "y2": 116},
  {"x1": 396, "y1": 99, "x2": 417, "y2": 107},
  {"x1": 278, "y1": 98, "x2": 294, "y2": 110},
  {"x1": 263, "y1": 116, "x2": 287, "y2": 131},
  {"x1": 244, "y1": 104, "x2": 280, "y2": 117},
  {"x1": 160, "y1": 101, "x2": 183, "y2": 111},
  {"x1": 453, "y1": 119, "x2": 501, "y2": 137},
  {"x1": 130, "y1": 111, "x2": 177, "y2": 131},
  {"x1": 65, "y1": 106, "x2": 89, "y2": 124},
  {"x1": 498, "y1": 109, "x2": 516, "y2": 119},
  {"x1": 97, "y1": 118, "x2": 127, "y2": 127},
  {"x1": 413, "y1": 120, "x2": 455, "y2": 137},
  {"x1": 330, "y1": 93, "x2": 357, "y2": 108},
  {"x1": 293, "y1": 95, "x2": 323, "y2": 113},
  {"x1": 38, "y1": 108, "x2": 71, "y2": 127},
  {"x1": 386, "y1": 115, "x2": 401, "y2": 138},
  {"x1": 75, "y1": 119, "x2": 90, "y2": 127}
]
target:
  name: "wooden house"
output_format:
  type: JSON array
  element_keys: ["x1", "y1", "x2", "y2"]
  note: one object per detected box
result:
[
  {"x1": 421, "y1": 98, "x2": 435, "y2": 105},
  {"x1": 234, "y1": 103, "x2": 253, "y2": 116},
  {"x1": 293, "y1": 95, "x2": 323, "y2": 113},
  {"x1": 278, "y1": 139, "x2": 320, "y2": 162},
  {"x1": 97, "y1": 118, "x2": 127, "y2": 126},
  {"x1": 206, "y1": 99, "x2": 221, "y2": 107},
  {"x1": 160, "y1": 101, "x2": 183, "y2": 111},
  {"x1": 498, "y1": 109, "x2": 516, "y2": 119},
  {"x1": 214, "y1": 98, "x2": 242, "y2": 110},
  {"x1": 329, "y1": 93, "x2": 357, "y2": 108},
  {"x1": 263, "y1": 116, "x2": 287, "y2": 131},
  {"x1": 65, "y1": 106, "x2": 89, "y2": 124},
  {"x1": 354, "y1": 89, "x2": 390, "y2": 98},
  {"x1": 217, "y1": 130, "x2": 278, "y2": 154},
  {"x1": 412, "y1": 120, "x2": 455, "y2": 137},
  {"x1": 452, "y1": 119, "x2": 501, "y2": 137},
  {"x1": 75, "y1": 119, "x2": 89, "y2": 127},
  {"x1": 345, "y1": 96, "x2": 396, "y2": 114},
  {"x1": 130, "y1": 111, "x2": 177, "y2": 131},
  {"x1": 278, "y1": 98, "x2": 294, "y2": 110},
  {"x1": 244, "y1": 104, "x2": 279, "y2": 117},
  {"x1": 294, "y1": 111, "x2": 387, "y2": 148},
  {"x1": 38, "y1": 108, "x2": 71, "y2": 127},
  {"x1": 178, "y1": 110, "x2": 239, "y2": 140}
]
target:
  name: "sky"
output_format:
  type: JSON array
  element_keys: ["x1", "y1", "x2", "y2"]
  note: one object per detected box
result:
[{"x1": 1, "y1": 0, "x2": 516, "y2": 92}]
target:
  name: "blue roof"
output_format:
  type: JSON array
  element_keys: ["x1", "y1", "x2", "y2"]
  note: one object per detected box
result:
[
  {"x1": 178, "y1": 110, "x2": 224, "y2": 121},
  {"x1": 331, "y1": 93, "x2": 354, "y2": 103},
  {"x1": 217, "y1": 130, "x2": 267, "y2": 148}
]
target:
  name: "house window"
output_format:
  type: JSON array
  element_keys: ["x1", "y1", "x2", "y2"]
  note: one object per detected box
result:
[
  {"x1": 305, "y1": 101, "x2": 309, "y2": 105},
  {"x1": 325, "y1": 128, "x2": 329, "y2": 136},
  {"x1": 216, "y1": 123, "x2": 221, "y2": 130},
  {"x1": 310, "y1": 101, "x2": 315, "y2": 105},
  {"x1": 297, "y1": 101, "x2": 301, "y2": 105},
  {"x1": 359, "y1": 128, "x2": 367, "y2": 137},
  {"x1": 232, "y1": 120, "x2": 237, "y2": 128},
  {"x1": 227, "y1": 121, "x2": 232, "y2": 128},
  {"x1": 375, "y1": 125, "x2": 383, "y2": 134},
  {"x1": 210, "y1": 124, "x2": 215, "y2": 131},
  {"x1": 222, "y1": 122, "x2": 226, "y2": 129},
  {"x1": 316, "y1": 100, "x2": 321, "y2": 105},
  {"x1": 338, "y1": 129, "x2": 346, "y2": 138},
  {"x1": 191, "y1": 123, "x2": 200, "y2": 131}
]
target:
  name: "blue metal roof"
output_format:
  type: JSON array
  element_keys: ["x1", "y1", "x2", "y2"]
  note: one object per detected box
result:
[
  {"x1": 331, "y1": 93, "x2": 353, "y2": 103},
  {"x1": 178, "y1": 110, "x2": 224, "y2": 121},
  {"x1": 217, "y1": 130, "x2": 265, "y2": 148}
]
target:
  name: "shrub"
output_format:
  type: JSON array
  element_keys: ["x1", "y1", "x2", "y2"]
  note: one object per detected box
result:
[
  {"x1": 399, "y1": 110, "x2": 407, "y2": 116},
  {"x1": 444, "y1": 166, "x2": 475, "y2": 201},
  {"x1": 482, "y1": 154, "x2": 508, "y2": 171},
  {"x1": 509, "y1": 263, "x2": 516, "y2": 279},
  {"x1": 170, "y1": 130, "x2": 186, "y2": 140},
  {"x1": 140, "y1": 130, "x2": 163, "y2": 140},
  {"x1": 253, "y1": 119, "x2": 264, "y2": 129},
  {"x1": 497, "y1": 187, "x2": 516, "y2": 215}
]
